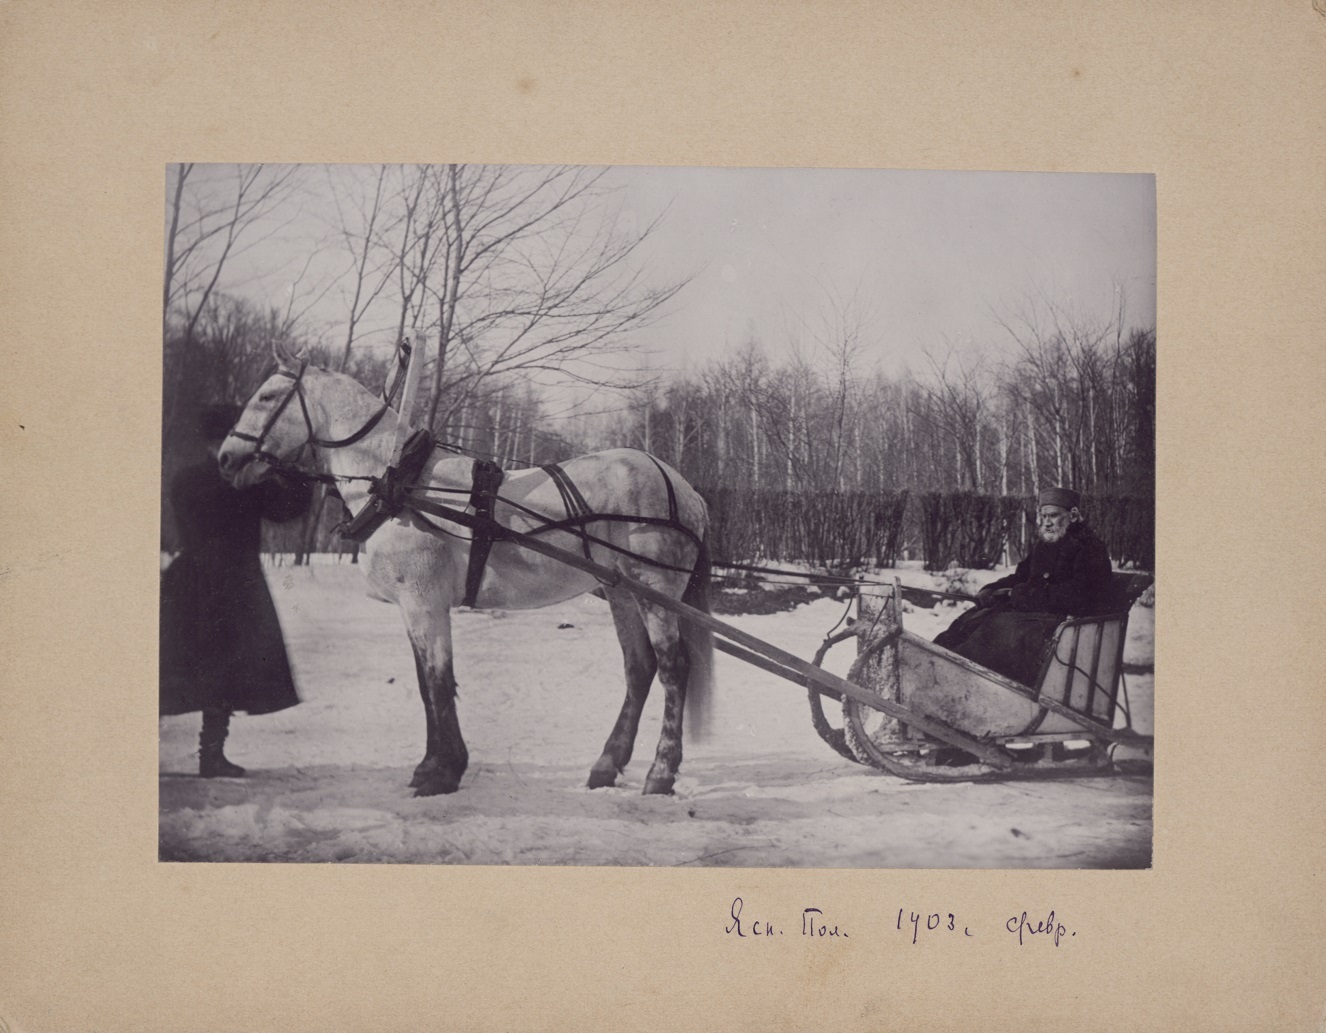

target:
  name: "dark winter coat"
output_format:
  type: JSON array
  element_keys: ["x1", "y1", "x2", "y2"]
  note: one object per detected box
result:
[
  {"x1": 159, "y1": 460, "x2": 312, "y2": 716},
  {"x1": 932, "y1": 522, "x2": 1113, "y2": 687}
]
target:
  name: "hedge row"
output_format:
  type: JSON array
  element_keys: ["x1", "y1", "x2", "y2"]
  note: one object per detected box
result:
[
  {"x1": 1077, "y1": 494, "x2": 1155, "y2": 570},
  {"x1": 706, "y1": 489, "x2": 1152, "y2": 572},
  {"x1": 701, "y1": 488, "x2": 910, "y2": 571},
  {"x1": 259, "y1": 484, "x2": 1153, "y2": 573},
  {"x1": 918, "y1": 493, "x2": 1026, "y2": 572}
]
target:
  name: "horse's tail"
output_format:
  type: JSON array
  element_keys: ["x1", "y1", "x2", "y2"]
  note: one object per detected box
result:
[{"x1": 682, "y1": 537, "x2": 716, "y2": 742}]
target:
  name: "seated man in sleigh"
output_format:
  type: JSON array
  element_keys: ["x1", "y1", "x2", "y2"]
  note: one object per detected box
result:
[{"x1": 933, "y1": 487, "x2": 1113, "y2": 689}]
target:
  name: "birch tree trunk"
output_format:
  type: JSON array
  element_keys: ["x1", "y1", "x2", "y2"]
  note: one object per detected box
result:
[
  {"x1": 751, "y1": 408, "x2": 761, "y2": 489},
  {"x1": 1025, "y1": 400, "x2": 1040, "y2": 490}
]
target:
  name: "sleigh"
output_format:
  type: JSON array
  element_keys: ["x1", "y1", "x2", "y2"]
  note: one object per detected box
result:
[{"x1": 808, "y1": 572, "x2": 1155, "y2": 782}]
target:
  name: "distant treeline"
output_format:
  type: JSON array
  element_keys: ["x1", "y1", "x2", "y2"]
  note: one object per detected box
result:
[
  {"x1": 702, "y1": 489, "x2": 910, "y2": 572},
  {"x1": 256, "y1": 488, "x2": 1153, "y2": 573}
]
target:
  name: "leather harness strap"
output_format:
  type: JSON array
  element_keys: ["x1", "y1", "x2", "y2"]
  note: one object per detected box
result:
[
  {"x1": 339, "y1": 429, "x2": 436, "y2": 544},
  {"x1": 642, "y1": 452, "x2": 681, "y2": 524},
  {"x1": 542, "y1": 463, "x2": 595, "y2": 559},
  {"x1": 342, "y1": 447, "x2": 701, "y2": 596},
  {"x1": 462, "y1": 459, "x2": 505, "y2": 607}
]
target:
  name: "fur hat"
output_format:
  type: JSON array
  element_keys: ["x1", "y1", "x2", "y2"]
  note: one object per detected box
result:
[
  {"x1": 199, "y1": 403, "x2": 241, "y2": 443},
  {"x1": 1037, "y1": 487, "x2": 1081, "y2": 511}
]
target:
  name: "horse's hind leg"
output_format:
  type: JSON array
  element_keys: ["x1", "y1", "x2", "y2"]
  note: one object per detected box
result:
[
  {"x1": 589, "y1": 588, "x2": 658, "y2": 789},
  {"x1": 640, "y1": 604, "x2": 691, "y2": 796},
  {"x1": 403, "y1": 609, "x2": 469, "y2": 797}
]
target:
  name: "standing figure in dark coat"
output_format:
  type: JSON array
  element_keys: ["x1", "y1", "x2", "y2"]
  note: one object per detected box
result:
[
  {"x1": 933, "y1": 487, "x2": 1113, "y2": 688},
  {"x1": 160, "y1": 404, "x2": 313, "y2": 777}
]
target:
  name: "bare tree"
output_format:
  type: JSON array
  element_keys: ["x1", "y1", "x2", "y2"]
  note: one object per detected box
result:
[
  {"x1": 996, "y1": 295, "x2": 1126, "y2": 493},
  {"x1": 323, "y1": 164, "x2": 397, "y2": 370},
  {"x1": 909, "y1": 345, "x2": 995, "y2": 490},
  {"x1": 329, "y1": 164, "x2": 691, "y2": 438},
  {"x1": 790, "y1": 284, "x2": 876, "y2": 490},
  {"x1": 163, "y1": 164, "x2": 307, "y2": 434},
  {"x1": 711, "y1": 338, "x2": 771, "y2": 488},
  {"x1": 164, "y1": 164, "x2": 307, "y2": 341}
]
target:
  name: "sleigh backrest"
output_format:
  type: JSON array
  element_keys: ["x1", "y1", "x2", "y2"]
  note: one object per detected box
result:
[{"x1": 1034, "y1": 572, "x2": 1153, "y2": 727}]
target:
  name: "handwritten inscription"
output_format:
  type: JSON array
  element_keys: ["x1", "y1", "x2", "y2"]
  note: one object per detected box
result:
[
  {"x1": 1006, "y1": 910, "x2": 1075, "y2": 947},
  {"x1": 896, "y1": 908, "x2": 974, "y2": 943},
  {"x1": 725, "y1": 898, "x2": 1076, "y2": 946},
  {"x1": 726, "y1": 898, "x2": 849, "y2": 938},
  {"x1": 801, "y1": 907, "x2": 848, "y2": 938}
]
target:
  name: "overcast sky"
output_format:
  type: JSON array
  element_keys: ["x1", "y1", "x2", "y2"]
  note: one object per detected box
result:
[
  {"x1": 187, "y1": 163, "x2": 1155, "y2": 387},
  {"x1": 603, "y1": 165, "x2": 1155, "y2": 375}
]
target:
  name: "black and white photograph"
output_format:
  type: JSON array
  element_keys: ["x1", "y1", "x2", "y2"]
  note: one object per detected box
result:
[
  {"x1": 9, "y1": 1, "x2": 1326, "y2": 1028},
  {"x1": 158, "y1": 162, "x2": 1156, "y2": 868}
]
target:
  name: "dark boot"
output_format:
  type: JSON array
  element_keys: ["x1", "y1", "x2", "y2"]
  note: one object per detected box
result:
[{"x1": 199, "y1": 708, "x2": 245, "y2": 778}]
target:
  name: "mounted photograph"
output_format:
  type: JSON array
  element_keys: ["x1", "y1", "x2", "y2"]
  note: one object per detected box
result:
[{"x1": 158, "y1": 163, "x2": 1156, "y2": 868}]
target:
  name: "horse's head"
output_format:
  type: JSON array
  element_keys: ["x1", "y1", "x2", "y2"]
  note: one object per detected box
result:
[
  {"x1": 218, "y1": 343, "x2": 318, "y2": 488},
  {"x1": 219, "y1": 341, "x2": 398, "y2": 487}
]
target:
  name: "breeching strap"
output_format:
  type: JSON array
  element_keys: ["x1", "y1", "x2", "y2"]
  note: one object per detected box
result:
[
  {"x1": 542, "y1": 463, "x2": 595, "y2": 560},
  {"x1": 643, "y1": 452, "x2": 681, "y2": 524}
]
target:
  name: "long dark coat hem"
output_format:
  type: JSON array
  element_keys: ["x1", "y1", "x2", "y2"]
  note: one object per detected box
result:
[
  {"x1": 159, "y1": 462, "x2": 308, "y2": 717},
  {"x1": 932, "y1": 606, "x2": 1064, "y2": 688}
]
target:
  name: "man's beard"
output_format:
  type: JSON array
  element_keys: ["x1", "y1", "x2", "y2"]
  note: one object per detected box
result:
[{"x1": 1039, "y1": 524, "x2": 1068, "y2": 544}]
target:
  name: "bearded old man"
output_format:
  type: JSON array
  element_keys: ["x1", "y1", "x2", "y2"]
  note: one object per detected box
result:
[{"x1": 932, "y1": 487, "x2": 1113, "y2": 688}]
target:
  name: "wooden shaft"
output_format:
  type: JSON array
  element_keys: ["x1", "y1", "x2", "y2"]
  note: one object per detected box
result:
[
  {"x1": 406, "y1": 495, "x2": 1012, "y2": 767},
  {"x1": 389, "y1": 338, "x2": 426, "y2": 466},
  {"x1": 713, "y1": 638, "x2": 843, "y2": 702}
]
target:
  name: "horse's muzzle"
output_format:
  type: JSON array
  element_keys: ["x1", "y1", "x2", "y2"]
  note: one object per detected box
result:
[
  {"x1": 217, "y1": 444, "x2": 265, "y2": 486},
  {"x1": 216, "y1": 444, "x2": 244, "y2": 479}
]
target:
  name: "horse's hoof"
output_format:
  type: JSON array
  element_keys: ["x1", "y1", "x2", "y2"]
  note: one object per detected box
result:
[
  {"x1": 412, "y1": 773, "x2": 461, "y2": 797},
  {"x1": 642, "y1": 776, "x2": 675, "y2": 796},
  {"x1": 587, "y1": 759, "x2": 620, "y2": 789}
]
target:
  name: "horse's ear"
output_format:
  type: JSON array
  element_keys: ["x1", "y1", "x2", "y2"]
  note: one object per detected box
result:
[{"x1": 272, "y1": 338, "x2": 309, "y2": 372}]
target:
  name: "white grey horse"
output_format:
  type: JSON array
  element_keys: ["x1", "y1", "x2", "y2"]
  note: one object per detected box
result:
[{"x1": 218, "y1": 347, "x2": 713, "y2": 796}]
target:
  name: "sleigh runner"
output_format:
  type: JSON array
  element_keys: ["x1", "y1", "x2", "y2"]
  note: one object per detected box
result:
[{"x1": 220, "y1": 342, "x2": 1153, "y2": 794}]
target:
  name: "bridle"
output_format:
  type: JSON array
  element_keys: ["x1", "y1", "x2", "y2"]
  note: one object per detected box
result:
[{"x1": 226, "y1": 349, "x2": 407, "y2": 476}]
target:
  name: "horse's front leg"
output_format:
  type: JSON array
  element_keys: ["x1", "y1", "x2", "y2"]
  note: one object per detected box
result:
[
  {"x1": 403, "y1": 606, "x2": 468, "y2": 797},
  {"x1": 407, "y1": 647, "x2": 437, "y2": 789}
]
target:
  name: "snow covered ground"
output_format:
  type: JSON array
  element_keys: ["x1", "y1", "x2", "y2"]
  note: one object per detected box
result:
[{"x1": 159, "y1": 561, "x2": 1153, "y2": 868}]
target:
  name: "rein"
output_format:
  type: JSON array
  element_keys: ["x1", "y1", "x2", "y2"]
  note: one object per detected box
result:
[{"x1": 227, "y1": 346, "x2": 411, "y2": 478}]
